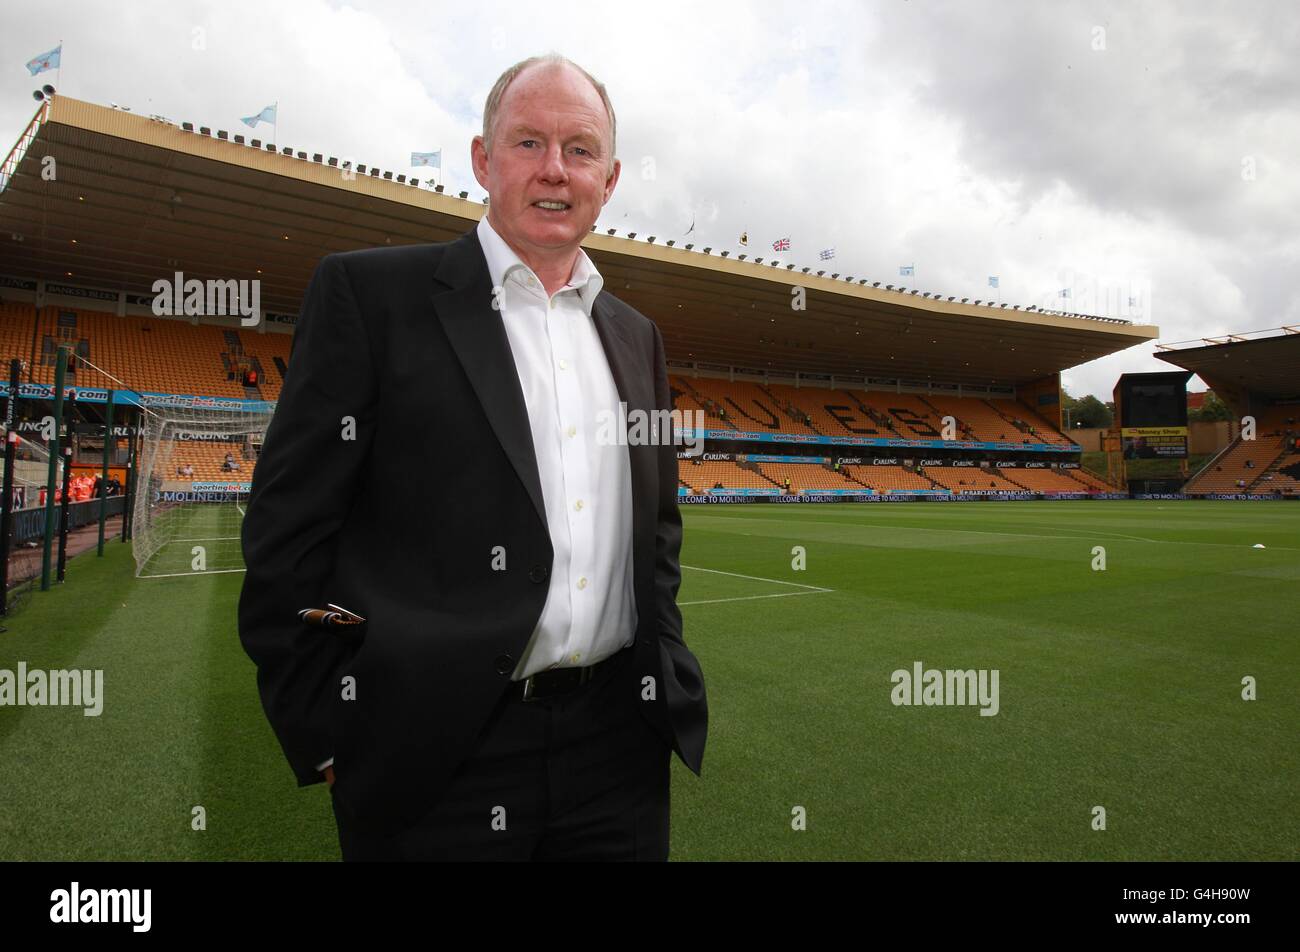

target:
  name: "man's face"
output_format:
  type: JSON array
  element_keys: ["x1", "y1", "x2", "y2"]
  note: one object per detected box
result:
[{"x1": 472, "y1": 64, "x2": 620, "y2": 263}]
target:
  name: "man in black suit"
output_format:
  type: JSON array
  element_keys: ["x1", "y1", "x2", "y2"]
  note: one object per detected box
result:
[{"x1": 238, "y1": 53, "x2": 707, "y2": 860}]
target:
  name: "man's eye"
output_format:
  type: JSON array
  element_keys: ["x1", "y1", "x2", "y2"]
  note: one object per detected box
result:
[{"x1": 520, "y1": 140, "x2": 537, "y2": 148}]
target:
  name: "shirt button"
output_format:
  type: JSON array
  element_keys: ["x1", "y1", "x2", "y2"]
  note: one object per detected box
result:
[
  {"x1": 570, "y1": 652, "x2": 582, "y2": 664},
  {"x1": 558, "y1": 358, "x2": 568, "y2": 370},
  {"x1": 566, "y1": 425, "x2": 576, "y2": 438},
  {"x1": 549, "y1": 299, "x2": 556, "y2": 309},
  {"x1": 577, "y1": 577, "x2": 587, "y2": 590},
  {"x1": 574, "y1": 499, "x2": 583, "y2": 511}
]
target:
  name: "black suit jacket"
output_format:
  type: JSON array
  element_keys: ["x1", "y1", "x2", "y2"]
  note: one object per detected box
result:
[{"x1": 238, "y1": 224, "x2": 707, "y2": 835}]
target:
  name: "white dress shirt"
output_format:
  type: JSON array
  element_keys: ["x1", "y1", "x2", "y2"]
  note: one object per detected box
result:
[
  {"x1": 316, "y1": 221, "x2": 639, "y2": 772},
  {"x1": 476, "y1": 215, "x2": 637, "y2": 680}
]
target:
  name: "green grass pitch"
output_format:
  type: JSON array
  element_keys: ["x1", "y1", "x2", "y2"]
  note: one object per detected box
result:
[{"x1": 1, "y1": 501, "x2": 1295, "y2": 860}]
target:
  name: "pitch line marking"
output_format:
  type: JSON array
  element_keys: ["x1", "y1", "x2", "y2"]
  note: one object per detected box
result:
[
  {"x1": 679, "y1": 564, "x2": 834, "y2": 605},
  {"x1": 138, "y1": 568, "x2": 247, "y2": 579},
  {"x1": 687, "y1": 514, "x2": 1300, "y2": 550},
  {"x1": 681, "y1": 564, "x2": 833, "y2": 592},
  {"x1": 680, "y1": 590, "x2": 830, "y2": 607}
]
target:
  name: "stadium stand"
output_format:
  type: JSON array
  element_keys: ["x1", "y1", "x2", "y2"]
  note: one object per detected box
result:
[
  {"x1": 1184, "y1": 406, "x2": 1297, "y2": 495},
  {"x1": 3, "y1": 302, "x2": 1142, "y2": 501},
  {"x1": 687, "y1": 378, "x2": 821, "y2": 436},
  {"x1": 923, "y1": 465, "x2": 1022, "y2": 493},
  {"x1": 669, "y1": 374, "x2": 1082, "y2": 449},
  {"x1": 1265, "y1": 451, "x2": 1300, "y2": 496},
  {"x1": 754, "y1": 460, "x2": 854, "y2": 493},
  {"x1": 998, "y1": 466, "x2": 1096, "y2": 493},
  {"x1": 839, "y1": 465, "x2": 935, "y2": 493},
  {"x1": 3, "y1": 304, "x2": 290, "y2": 401},
  {"x1": 679, "y1": 459, "x2": 780, "y2": 493}
]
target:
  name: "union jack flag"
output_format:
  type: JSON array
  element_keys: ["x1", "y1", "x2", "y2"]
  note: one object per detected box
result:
[{"x1": 772, "y1": 237, "x2": 790, "y2": 252}]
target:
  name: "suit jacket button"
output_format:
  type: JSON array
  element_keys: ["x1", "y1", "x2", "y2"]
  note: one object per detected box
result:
[
  {"x1": 528, "y1": 564, "x2": 549, "y2": 583},
  {"x1": 494, "y1": 654, "x2": 514, "y2": 674}
]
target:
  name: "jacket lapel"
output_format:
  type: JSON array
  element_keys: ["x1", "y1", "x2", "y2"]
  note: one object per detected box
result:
[
  {"x1": 591, "y1": 293, "x2": 656, "y2": 627},
  {"x1": 430, "y1": 228, "x2": 546, "y2": 527},
  {"x1": 429, "y1": 227, "x2": 657, "y2": 602}
]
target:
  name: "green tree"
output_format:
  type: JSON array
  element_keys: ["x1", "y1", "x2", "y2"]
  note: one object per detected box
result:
[
  {"x1": 1190, "y1": 391, "x2": 1232, "y2": 422},
  {"x1": 1061, "y1": 390, "x2": 1112, "y2": 428},
  {"x1": 1073, "y1": 394, "x2": 1112, "y2": 428}
]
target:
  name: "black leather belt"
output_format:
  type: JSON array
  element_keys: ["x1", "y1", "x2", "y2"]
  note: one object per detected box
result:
[{"x1": 515, "y1": 651, "x2": 619, "y2": 702}]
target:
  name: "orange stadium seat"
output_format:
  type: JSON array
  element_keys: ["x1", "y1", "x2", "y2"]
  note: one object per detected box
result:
[{"x1": 1, "y1": 304, "x2": 291, "y2": 401}]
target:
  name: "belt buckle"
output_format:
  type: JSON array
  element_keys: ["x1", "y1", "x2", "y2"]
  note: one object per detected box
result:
[
  {"x1": 521, "y1": 675, "x2": 540, "y2": 702},
  {"x1": 520, "y1": 661, "x2": 596, "y2": 702}
]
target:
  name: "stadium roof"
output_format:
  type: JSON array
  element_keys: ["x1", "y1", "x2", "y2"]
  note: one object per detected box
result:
[
  {"x1": 0, "y1": 96, "x2": 1159, "y2": 388},
  {"x1": 1155, "y1": 327, "x2": 1300, "y2": 400}
]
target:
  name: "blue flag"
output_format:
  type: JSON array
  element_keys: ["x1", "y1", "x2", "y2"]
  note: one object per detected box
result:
[
  {"x1": 410, "y1": 151, "x2": 441, "y2": 168},
  {"x1": 240, "y1": 104, "x2": 277, "y2": 129},
  {"x1": 26, "y1": 44, "x2": 61, "y2": 76},
  {"x1": 988, "y1": 276, "x2": 999, "y2": 288},
  {"x1": 899, "y1": 264, "x2": 914, "y2": 276}
]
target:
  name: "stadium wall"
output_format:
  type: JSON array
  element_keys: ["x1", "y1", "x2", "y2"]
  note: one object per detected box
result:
[{"x1": 1019, "y1": 374, "x2": 1062, "y2": 430}]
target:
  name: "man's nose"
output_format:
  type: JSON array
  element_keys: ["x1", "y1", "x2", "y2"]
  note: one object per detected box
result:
[{"x1": 538, "y1": 142, "x2": 569, "y2": 182}]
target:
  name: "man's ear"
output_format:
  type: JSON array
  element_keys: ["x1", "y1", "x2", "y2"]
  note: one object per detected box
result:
[
  {"x1": 471, "y1": 135, "x2": 490, "y2": 191},
  {"x1": 603, "y1": 157, "x2": 621, "y2": 205}
]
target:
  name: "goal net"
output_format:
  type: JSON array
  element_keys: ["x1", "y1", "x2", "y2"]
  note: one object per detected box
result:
[
  {"x1": 2, "y1": 423, "x2": 57, "y2": 510},
  {"x1": 132, "y1": 404, "x2": 271, "y2": 578}
]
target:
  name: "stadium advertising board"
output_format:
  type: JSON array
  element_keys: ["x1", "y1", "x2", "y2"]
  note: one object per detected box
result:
[
  {"x1": 1114, "y1": 371, "x2": 1193, "y2": 459},
  {"x1": 8, "y1": 381, "x2": 274, "y2": 413},
  {"x1": 691, "y1": 427, "x2": 1078, "y2": 453}
]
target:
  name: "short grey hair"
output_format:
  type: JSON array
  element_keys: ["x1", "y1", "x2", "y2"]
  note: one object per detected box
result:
[{"x1": 481, "y1": 53, "x2": 617, "y2": 173}]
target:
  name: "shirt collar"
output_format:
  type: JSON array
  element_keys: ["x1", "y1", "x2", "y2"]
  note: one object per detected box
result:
[{"x1": 476, "y1": 215, "x2": 604, "y2": 316}]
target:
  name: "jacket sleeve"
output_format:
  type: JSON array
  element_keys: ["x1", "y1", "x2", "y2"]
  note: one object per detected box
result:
[
  {"x1": 237, "y1": 253, "x2": 378, "y2": 786},
  {"x1": 650, "y1": 319, "x2": 707, "y2": 772},
  {"x1": 650, "y1": 320, "x2": 686, "y2": 647}
]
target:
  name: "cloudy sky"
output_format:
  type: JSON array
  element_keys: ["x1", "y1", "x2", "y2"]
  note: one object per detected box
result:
[{"x1": 4, "y1": 0, "x2": 1296, "y2": 398}]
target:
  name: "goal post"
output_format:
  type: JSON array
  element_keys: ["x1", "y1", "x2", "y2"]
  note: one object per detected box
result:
[{"x1": 132, "y1": 404, "x2": 272, "y2": 578}]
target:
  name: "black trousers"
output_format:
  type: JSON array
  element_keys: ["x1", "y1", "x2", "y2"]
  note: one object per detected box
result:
[{"x1": 330, "y1": 644, "x2": 672, "y2": 861}]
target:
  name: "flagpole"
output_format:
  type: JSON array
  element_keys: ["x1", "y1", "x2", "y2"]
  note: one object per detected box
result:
[
  {"x1": 56, "y1": 38, "x2": 63, "y2": 92},
  {"x1": 272, "y1": 101, "x2": 278, "y2": 147}
]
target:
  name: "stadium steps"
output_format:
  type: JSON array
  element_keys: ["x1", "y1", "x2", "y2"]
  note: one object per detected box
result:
[
  {"x1": 843, "y1": 390, "x2": 903, "y2": 437},
  {"x1": 840, "y1": 468, "x2": 876, "y2": 492},
  {"x1": 1264, "y1": 451, "x2": 1300, "y2": 495},
  {"x1": 1189, "y1": 438, "x2": 1237, "y2": 480},
  {"x1": 670, "y1": 375, "x2": 739, "y2": 431},
  {"x1": 1067, "y1": 467, "x2": 1119, "y2": 492},
  {"x1": 758, "y1": 384, "x2": 828, "y2": 436},
  {"x1": 983, "y1": 398, "x2": 1029, "y2": 434},
  {"x1": 916, "y1": 394, "x2": 956, "y2": 434},
  {"x1": 1244, "y1": 442, "x2": 1293, "y2": 491},
  {"x1": 903, "y1": 462, "x2": 945, "y2": 491},
  {"x1": 737, "y1": 457, "x2": 783, "y2": 489},
  {"x1": 1185, "y1": 433, "x2": 1286, "y2": 493}
]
